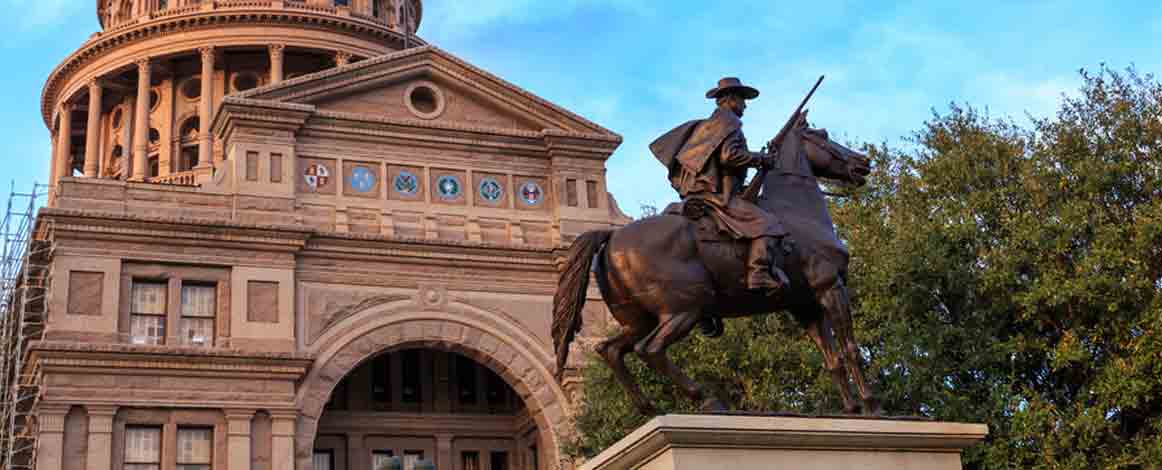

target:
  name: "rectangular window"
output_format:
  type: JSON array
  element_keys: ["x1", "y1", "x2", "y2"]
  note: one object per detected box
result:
[
  {"x1": 246, "y1": 151, "x2": 259, "y2": 181},
  {"x1": 565, "y1": 178, "x2": 579, "y2": 207},
  {"x1": 130, "y1": 281, "x2": 167, "y2": 345},
  {"x1": 490, "y1": 451, "x2": 509, "y2": 470},
  {"x1": 123, "y1": 426, "x2": 162, "y2": 470},
  {"x1": 372, "y1": 450, "x2": 394, "y2": 469},
  {"x1": 402, "y1": 350, "x2": 421, "y2": 403},
  {"x1": 313, "y1": 450, "x2": 334, "y2": 470},
  {"x1": 179, "y1": 283, "x2": 216, "y2": 347},
  {"x1": 456, "y1": 355, "x2": 477, "y2": 405},
  {"x1": 403, "y1": 450, "x2": 423, "y2": 470},
  {"x1": 176, "y1": 428, "x2": 212, "y2": 470},
  {"x1": 461, "y1": 451, "x2": 480, "y2": 470},
  {"x1": 371, "y1": 353, "x2": 390, "y2": 405},
  {"x1": 270, "y1": 153, "x2": 283, "y2": 183},
  {"x1": 586, "y1": 180, "x2": 599, "y2": 208}
]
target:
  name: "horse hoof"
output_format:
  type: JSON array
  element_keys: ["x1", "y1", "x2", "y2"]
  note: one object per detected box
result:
[{"x1": 700, "y1": 398, "x2": 729, "y2": 413}]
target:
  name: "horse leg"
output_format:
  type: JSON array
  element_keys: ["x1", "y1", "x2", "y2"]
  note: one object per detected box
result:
[
  {"x1": 596, "y1": 323, "x2": 657, "y2": 415},
  {"x1": 802, "y1": 315, "x2": 859, "y2": 414},
  {"x1": 821, "y1": 279, "x2": 882, "y2": 415},
  {"x1": 635, "y1": 311, "x2": 727, "y2": 412}
]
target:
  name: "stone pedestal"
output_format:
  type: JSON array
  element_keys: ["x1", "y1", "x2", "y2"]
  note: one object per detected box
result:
[{"x1": 580, "y1": 414, "x2": 988, "y2": 470}]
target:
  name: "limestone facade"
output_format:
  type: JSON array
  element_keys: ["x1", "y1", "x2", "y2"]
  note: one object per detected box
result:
[{"x1": 25, "y1": 2, "x2": 629, "y2": 469}]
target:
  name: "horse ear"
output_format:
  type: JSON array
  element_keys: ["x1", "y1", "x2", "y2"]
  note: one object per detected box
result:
[{"x1": 798, "y1": 109, "x2": 810, "y2": 127}]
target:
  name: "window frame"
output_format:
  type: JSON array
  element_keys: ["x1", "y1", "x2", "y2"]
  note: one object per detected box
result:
[
  {"x1": 123, "y1": 426, "x2": 163, "y2": 470},
  {"x1": 178, "y1": 281, "x2": 217, "y2": 347},
  {"x1": 175, "y1": 426, "x2": 213, "y2": 470},
  {"x1": 129, "y1": 279, "x2": 168, "y2": 345}
]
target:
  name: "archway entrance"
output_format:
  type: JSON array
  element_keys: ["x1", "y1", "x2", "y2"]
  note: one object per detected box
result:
[{"x1": 311, "y1": 347, "x2": 542, "y2": 470}]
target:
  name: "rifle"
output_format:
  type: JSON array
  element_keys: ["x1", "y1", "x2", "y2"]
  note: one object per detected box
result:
[{"x1": 741, "y1": 75, "x2": 825, "y2": 202}]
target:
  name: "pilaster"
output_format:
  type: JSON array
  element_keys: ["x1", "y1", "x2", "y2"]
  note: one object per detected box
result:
[
  {"x1": 84, "y1": 405, "x2": 118, "y2": 470},
  {"x1": 225, "y1": 409, "x2": 256, "y2": 470},
  {"x1": 35, "y1": 404, "x2": 70, "y2": 470},
  {"x1": 270, "y1": 411, "x2": 297, "y2": 470}
]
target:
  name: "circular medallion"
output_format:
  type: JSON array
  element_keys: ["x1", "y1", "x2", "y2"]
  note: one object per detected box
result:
[
  {"x1": 393, "y1": 170, "x2": 418, "y2": 196},
  {"x1": 303, "y1": 163, "x2": 331, "y2": 191},
  {"x1": 350, "y1": 166, "x2": 376, "y2": 193},
  {"x1": 478, "y1": 177, "x2": 503, "y2": 203},
  {"x1": 436, "y1": 175, "x2": 462, "y2": 200},
  {"x1": 520, "y1": 181, "x2": 544, "y2": 206}
]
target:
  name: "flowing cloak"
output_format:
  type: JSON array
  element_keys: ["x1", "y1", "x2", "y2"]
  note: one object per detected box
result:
[{"x1": 650, "y1": 108, "x2": 786, "y2": 239}]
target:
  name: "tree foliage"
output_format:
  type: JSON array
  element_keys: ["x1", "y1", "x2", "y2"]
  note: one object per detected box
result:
[{"x1": 567, "y1": 67, "x2": 1162, "y2": 469}]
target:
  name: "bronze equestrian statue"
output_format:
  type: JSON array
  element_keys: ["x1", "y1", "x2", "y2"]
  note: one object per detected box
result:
[{"x1": 553, "y1": 77, "x2": 882, "y2": 415}]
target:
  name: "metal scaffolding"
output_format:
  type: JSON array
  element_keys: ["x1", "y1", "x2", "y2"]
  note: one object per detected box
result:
[{"x1": 0, "y1": 183, "x2": 51, "y2": 470}]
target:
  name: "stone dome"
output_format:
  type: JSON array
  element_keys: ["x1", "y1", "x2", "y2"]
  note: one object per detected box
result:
[{"x1": 43, "y1": 0, "x2": 424, "y2": 183}]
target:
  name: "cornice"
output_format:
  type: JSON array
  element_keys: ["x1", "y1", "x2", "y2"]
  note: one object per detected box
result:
[
  {"x1": 41, "y1": 206, "x2": 312, "y2": 251},
  {"x1": 30, "y1": 340, "x2": 314, "y2": 378},
  {"x1": 42, "y1": 6, "x2": 428, "y2": 127}
]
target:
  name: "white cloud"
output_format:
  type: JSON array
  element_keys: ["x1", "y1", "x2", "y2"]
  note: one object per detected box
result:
[{"x1": 4, "y1": 0, "x2": 83, "y2": 31}]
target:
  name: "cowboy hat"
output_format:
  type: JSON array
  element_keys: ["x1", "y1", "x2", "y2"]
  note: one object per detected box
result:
[{"x1": 705, "y1": 77, "x2": 760, "y2": 100}]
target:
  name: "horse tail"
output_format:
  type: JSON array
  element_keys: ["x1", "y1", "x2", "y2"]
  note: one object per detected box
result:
[{"x1": 552, "y1": 229, "x2": 613, "y2": 382}]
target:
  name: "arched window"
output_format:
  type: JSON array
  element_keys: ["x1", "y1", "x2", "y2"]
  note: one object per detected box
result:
[
  {"x1": 177, "y1": 117, "x2": 200, "y2": 171},
  {"x1": 334, "y1": 0, "x2": 349, "y2": 6}
]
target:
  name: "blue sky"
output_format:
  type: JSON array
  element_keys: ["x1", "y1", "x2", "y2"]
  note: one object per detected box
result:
[{"x1": 2, "y1": 0, "x2": 1160, "y2": 215}]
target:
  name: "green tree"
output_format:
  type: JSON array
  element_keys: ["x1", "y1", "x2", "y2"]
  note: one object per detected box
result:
[{"x1": 568, "y1": 67, "x2": 1162, "y2": 469}]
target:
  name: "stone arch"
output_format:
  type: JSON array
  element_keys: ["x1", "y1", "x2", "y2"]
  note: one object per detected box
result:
[{"x1": 295, "y1": 299, "x2": 569, "y2": 470}]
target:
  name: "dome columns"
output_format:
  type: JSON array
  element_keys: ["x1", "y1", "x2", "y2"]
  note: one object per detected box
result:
[
  {"x1": 53, "y1": 102, "x2": 76, "y2": 184},
  {"x1": 269, "y1": 44, "x2": 286, "y2": 84},
  {"x1": 83, "y1": 81, "x2": 105, "y2": 178},
  {"x1": 131, "y1": 58, "x2": 152, "y2": 182},
  {"x1": 198, "y1": 46, "x2": 216, "y2": 168}
]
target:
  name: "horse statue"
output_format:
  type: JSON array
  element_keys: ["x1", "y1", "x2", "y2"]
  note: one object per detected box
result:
[{"x1": 552, "y1": 114, "x2": 881, "y2": 415}]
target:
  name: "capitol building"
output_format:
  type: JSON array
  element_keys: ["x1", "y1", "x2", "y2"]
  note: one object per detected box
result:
[{"x1": 1, "y1": 0, "x2": 628, "y2": 468}]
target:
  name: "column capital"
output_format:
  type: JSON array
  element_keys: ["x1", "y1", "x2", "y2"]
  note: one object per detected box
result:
[
  {"x1": 269, "y1": 43, "x2": 286, "y2": 54},
  {"x1": 59, "y1": 101, "x2": 76, "y2": 113},
  {"x1": 198, "y1": 45, "x2": 215, "y2": 58},
  {"x1": 135, "y1": 57, "x2": 152, "y2": 70},
  {"x1": 335, "y1": 51, "x2": 353, "y2": 66}
]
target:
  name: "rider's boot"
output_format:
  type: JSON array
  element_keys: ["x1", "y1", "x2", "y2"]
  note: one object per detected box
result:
[{"x1": 746, "y1": 236, "x2": 789, "y2": 294}]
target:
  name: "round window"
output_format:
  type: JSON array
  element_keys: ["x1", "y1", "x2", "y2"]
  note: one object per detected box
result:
[
  {"x1": 393, "y1": 170, "x2": 419, "y2": 196},
  {"x1": 233, "y1": 72, "x2": 259, "y2": 92},
  {"x1": 436, "y1": 175, "x2": 462, "y2": 200},
  {"x1": 148, "y1": 128, "x2": 160, "y2": 144},
  {"x1": 479, "y1": 177, "x2": 503, "y2": 203},
  {"x1": 181, "y1": 78, "x2": 202, "y2": 100},
  {"x1": 520, "y1": 181, "x2": 544, "y2": 206},
  {"x1": 403, "y1": 82, "x2": 445, "y2": 119}
]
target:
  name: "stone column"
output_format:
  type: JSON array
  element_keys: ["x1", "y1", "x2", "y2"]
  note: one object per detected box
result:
[
  {"x1": 225, "y1": 409, "x2": 254, "y2": 470},
  {"x1": 85, "y1": 405, "x2": 118, "y2": 470},
  {"x1": 335, "y1": 51, "x2": 352, "y2": 67},
  {"x1": 120, "y1": 95, "x2": 135, "y2": 180},
  {"x1": 270, "y1": 411, "x2": 296, "y2": 470},
  {"x1": 347, "y1": 432, "x2": 365, "y2": 470},
  {"x1": 131, "y1": 58, "x2": 152, "y2": 181},
  {"x1": 269, "y1": 44, "x2": 285, "y2": 84},
  {"x1": 197, "y1": 46, "x2": 215, "y2": 168},
  {"x1": 435, "y1": 433, "x2": 453, "y2": 470},
  {"x1": 35, "y1": 404, "x2": 70, "y2": 470},
  {"x1": 83, "y1": 81, "x2": 103, "y2": 177},
  {"x1": 55, "y1": 103, "x2": 75, "y2": 184}
]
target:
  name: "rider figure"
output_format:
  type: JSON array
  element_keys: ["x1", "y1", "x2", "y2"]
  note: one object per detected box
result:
[{"x1": 650, "y1": 77, "x2": 791, "y2": 294}]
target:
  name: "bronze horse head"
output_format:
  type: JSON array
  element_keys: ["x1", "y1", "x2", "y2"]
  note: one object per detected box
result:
[{"x1": 553, "y1": 117, "x2": 881, "y2": 416}]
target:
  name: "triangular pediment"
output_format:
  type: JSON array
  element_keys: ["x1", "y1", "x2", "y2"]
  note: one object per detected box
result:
[{"x1": 237, "y1": 46, "x2": 619, "y2": 139}]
